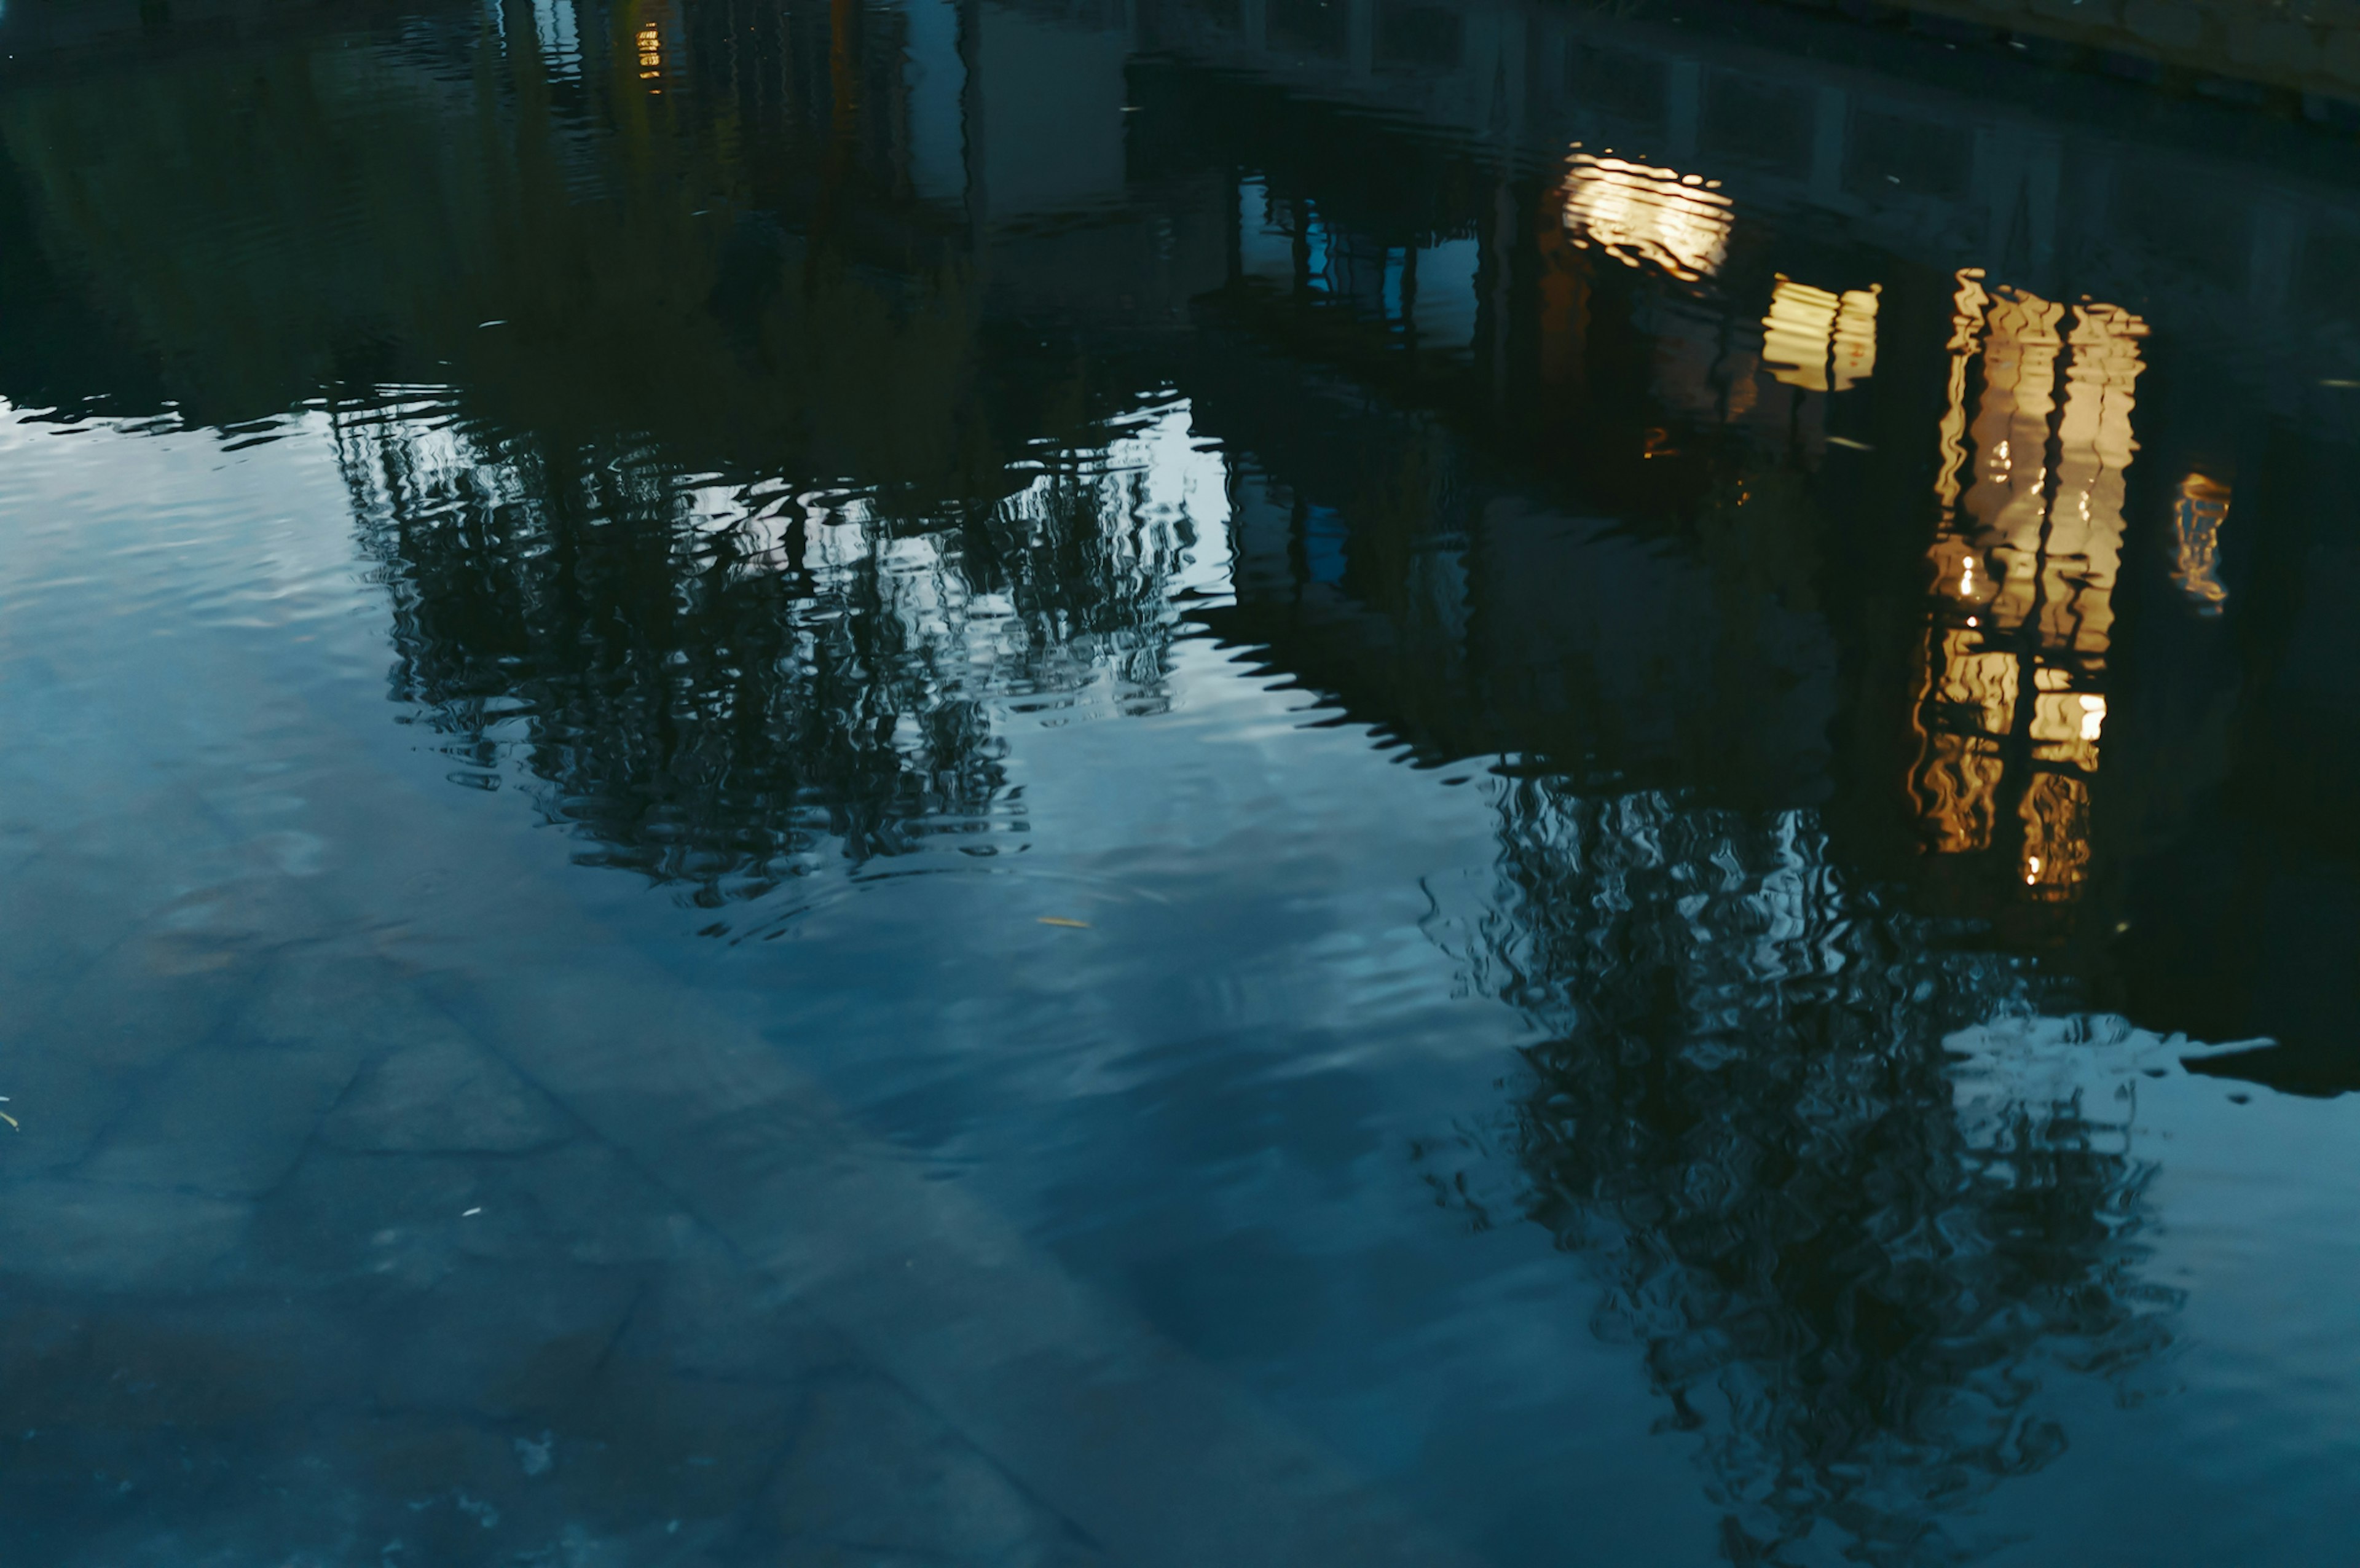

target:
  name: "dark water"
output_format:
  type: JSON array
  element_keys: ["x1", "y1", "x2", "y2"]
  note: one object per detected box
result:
[{"x1": 4, "y1": 0, "x2": 2359, "y2": 1562}]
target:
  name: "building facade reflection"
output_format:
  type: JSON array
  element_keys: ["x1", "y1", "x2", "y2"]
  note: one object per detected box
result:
[
  {"x1": 18, "y1": 0, "x2": 2360, "y2": 1554},
  {"x1": 1911, "y1": 272, "x2": 2146, "y2": 903}
]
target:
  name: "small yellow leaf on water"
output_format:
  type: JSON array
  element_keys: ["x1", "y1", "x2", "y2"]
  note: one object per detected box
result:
[
  {"x1": 0, "y1": 1111, "x2": 18, "y2": 1130},
  {"x1": 1037, "y1": 917, "x2": 1091, "y2": 928}
]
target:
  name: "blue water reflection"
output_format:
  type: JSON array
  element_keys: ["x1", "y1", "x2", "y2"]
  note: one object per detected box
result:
[{"x1": 6, "y1": 0, "x2": 2360, "y2": 1562}]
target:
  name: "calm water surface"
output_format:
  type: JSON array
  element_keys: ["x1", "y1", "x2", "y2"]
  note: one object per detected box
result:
[{"x1": 4, "y1": 0, "x2": 2360, "y2": 1562}]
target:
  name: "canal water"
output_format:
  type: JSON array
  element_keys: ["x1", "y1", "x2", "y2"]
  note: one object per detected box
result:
[{"x1": 3, "y1": 0, "x2": 2358, "y2": 1562}]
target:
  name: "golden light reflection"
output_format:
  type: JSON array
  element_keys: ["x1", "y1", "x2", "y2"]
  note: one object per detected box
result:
[
  {"x1": 2170, "y1": 472, "x2": 2232, "y2": 613},
  {"x1": 1933, "y1": 269, "x2": 1989, "y2": 516},
  {"x1": 1831, "y1": 286, "x2": 1878, "y2": 391},
  {"x1": 1761, "y1": 276, "x2": 1880, "y2": 393},
  {"x1": 1558, "y1": 153, "x2": 1731, "y2": 283},
  {"x1": 1909, "y1": 280, "x2": 2146, "y2": 901},
  {"x1": 637, "y1": 21, "x2": 663, "y2": 82}
]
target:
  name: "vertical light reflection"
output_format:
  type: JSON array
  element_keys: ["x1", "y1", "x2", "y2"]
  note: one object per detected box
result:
[
  {"x1": 2170, "y1": 473, "x2": 2232, "y2": 613},
  {"x1": 1763, "y1": 277, "x2": 1839, "y2": 392},
  {"x1": 1830, "y1": 285, "x2": 1878, "y2": 391},
  {"x1": 1761, "y1": 276, "x2": 1879, "y2": 393},
  {"x1": 1910, "y1": 282, "x2": 2146, "y2": 900},
  {"x1": 1932, "y1": 269, "x2": 1989, "y2": 517}
]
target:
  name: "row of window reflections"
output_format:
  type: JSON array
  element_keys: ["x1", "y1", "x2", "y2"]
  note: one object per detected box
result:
[{"x1": 1248, "y1": 142, "x2": 2232, "y2": 903}]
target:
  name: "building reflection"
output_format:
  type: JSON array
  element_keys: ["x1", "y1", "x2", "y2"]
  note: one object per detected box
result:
[
  {"x1": 18, "y1": 0, "x2": 2360, "y2": 1552},
  {"x1": 1911, "y1": 272, "x2": 2146, "y2": 903}
]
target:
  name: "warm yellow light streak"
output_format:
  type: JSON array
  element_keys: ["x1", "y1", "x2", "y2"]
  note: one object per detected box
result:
[
  {"x1": 1909, "y1": 280, "x2": 2146, "y2": 899},
  {"x1": 1558, "y1": 153, "x2": 1731, "y2": 283},
  {"x1": 1933, "y1": 269, "x2": 1989, "y2": 516},
  {"x1": 1761, "y1": 277, "x2": 1882, "y2": 393}
]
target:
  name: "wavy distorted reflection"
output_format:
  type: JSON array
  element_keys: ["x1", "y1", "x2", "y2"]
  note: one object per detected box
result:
[
  {"x1": 2168, "y1": 471, "x2": 2232, "y2": 614},
  {"x1": 1914, "y1": 273, "x2": 2145, "y2": 901},
  {"x1": 339, "y1": 396, "x2": 1228, "y2": 890},
  {"x1": 1559, "y1": 151, "x2": 1733, "y2": 283},
  {"x1": 1435, "y1": 782, "x2": 2171, "y2": 1566}
]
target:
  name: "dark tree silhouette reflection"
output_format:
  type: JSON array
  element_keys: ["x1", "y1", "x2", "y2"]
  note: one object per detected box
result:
[
  {"x1": 337, "y1": 399, "x2": 1214, "y2": 900},
  {"x1": 1444, "y1": 782, "x2": 2177, "y2": 1566}
]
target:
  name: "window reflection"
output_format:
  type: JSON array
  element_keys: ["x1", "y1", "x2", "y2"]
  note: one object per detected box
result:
[
  {"x1": 1911, "y1": 271, "x2": 2146, "y2": 899},
  {"x1": 1761, "y1": 275, "x2": 1879, "y2": 392},
  {"x1": 1557, "y1": 151, "x2": 1731, "y2": 283}
]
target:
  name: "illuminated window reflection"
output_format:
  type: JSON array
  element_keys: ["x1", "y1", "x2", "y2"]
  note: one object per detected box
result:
[
  {"x1": 637, "y1": 21, "x2": 663, "y2": 82},
  {"x1": 2170, "y1": 472, "x2": 2232, "y2": 613},
  {"x1": 1910, "y1": 270, "x2": 2146, "y2": 901},
  {"x1": 1557, "y1": 152, "x2": 1731, "y2": 283},
  {"x1": 1761, "y1": 276, "x2": 1879, "y2": 393}
]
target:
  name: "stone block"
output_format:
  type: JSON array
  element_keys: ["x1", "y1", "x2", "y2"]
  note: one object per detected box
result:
[
  {"x1": 769, "y1": 1373, "x2": 1104, "y2": 1567},
  {"x1": 372, "y1": 1258, "x2": 643, "y2": 1419},
  {"x1": 453, "y1": 1140, "x2": 690, "y2": 1267},
  {"x1": 76, "y1": 1035, "x2": 369, "y2": 1198},
  {"x1": 0, "y1": 1179, "x2": 250, "y2": 1291},
  {"x1": 322, "y1": 1033, "x2": 572, "y2": 1155},
  {"x1": 617, "y1": 1226, "x2": 861, "y2": 1387},
  {"x1": 0, "y1": 930, "x2": 264, "y2": 1172},
  {"x1": 246, "y1": 1145, "x2": 482, "y2": 1291}
]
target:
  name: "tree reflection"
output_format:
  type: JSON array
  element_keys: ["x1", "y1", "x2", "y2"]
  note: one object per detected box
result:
[
  {"x1": 1449, "y1": 782, "x2": 2174, "y2": 1565},
  {"x1": 339, "y1": 401, "x2": 1213, "y2": 896}
]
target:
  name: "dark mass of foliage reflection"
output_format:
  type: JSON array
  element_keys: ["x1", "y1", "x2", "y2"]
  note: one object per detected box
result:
[
  {"x1": 1433, "y1": 783, "x2": 2178, "y2": 1566},
  {"x1": 340, "y1": 402, "x2": 1203, "y2": 899}
]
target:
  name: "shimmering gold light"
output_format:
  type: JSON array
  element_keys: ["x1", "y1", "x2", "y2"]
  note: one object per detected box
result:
[
  {"x1": 637, "y1": 22, "x2": 663, "y2": 80},
  {"x1": 1830, "y1": 286, "x2": 1878, "y2": 391},
  {"x1": 1933, "y1": 269, "x2": 1989, "y2": 516},
  {"x1": 1907, "y1": 281, "x2": 2146, "y2": 900},
  {"x1": 1761, "y1": 276, "x2": 1881, "y2": 393},
  {"x1": 2170, "y1": 472, "x2": 2231, "y2": 613},
  {"x1": 1558, "y1": 153, "x2": 1731, "y2": 283}
]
